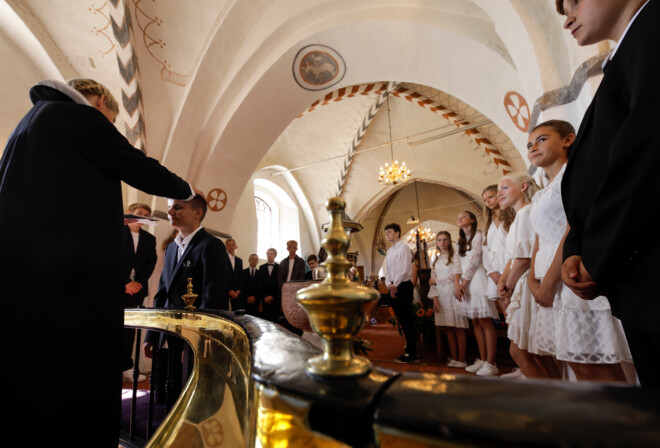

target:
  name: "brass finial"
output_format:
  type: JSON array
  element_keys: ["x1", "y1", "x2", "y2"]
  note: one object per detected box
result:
[
  {"x1": 296, "y1": 197, "x2": 378, "y2": 377},
  {"x1": 181, "y1": 277, "x2": 198, "y2": 310}
]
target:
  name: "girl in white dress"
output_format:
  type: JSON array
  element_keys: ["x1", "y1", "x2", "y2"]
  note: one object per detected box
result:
[
  {"x1": 481, "y1": 185, "x2": 514, "y2": 313},
  {"x1": 498, "y1": 172, "x2": 559, "y2": 379},
  {"x1": 457, "y1": 211, "x2": 500, "y2": 376},
  {"x1": 527, "y1": 120, "x2": 630, "y2": 382},
  {"x1": 428, "y1": 231, "x2": 469, "y2": 368}
]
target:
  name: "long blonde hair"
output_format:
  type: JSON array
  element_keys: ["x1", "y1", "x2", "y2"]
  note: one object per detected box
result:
[
  {"x1": 499, "y1": 172, "x2": 539, "y2": 204},
  {"x1": 482, "y1": 185, "x2": 514, "y2": 245}
]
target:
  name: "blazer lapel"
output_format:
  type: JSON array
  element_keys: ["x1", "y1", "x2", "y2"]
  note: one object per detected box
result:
[{"x1": 167, "y1": 228, "x2": 205, "y2": 290}]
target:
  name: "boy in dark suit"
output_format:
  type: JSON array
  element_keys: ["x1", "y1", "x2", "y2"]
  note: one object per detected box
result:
[
  {"x1": 258, "y1": 248, "x2": 281, "y2": 323},
  {"x1": 225, "y1": 238, "x2": 244, "y2": 310},
  {"x1": 122, "y1": 203, "x2": 157, "y2": 382},
  {"x1": 143, "y1": 194, "x2": 227, "y2": 403},
  {"x1": 242, "y1": 253, "x2": 262, "y2": 316},
  {"x1": 556, "y1": 0, "x2": 659, "y2": 386}
]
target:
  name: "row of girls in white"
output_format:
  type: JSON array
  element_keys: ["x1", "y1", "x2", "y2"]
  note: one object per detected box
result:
[
  {"x1": 496, "y1": 119, "x2": 631, "y2": 382},
  {"x1": 428, "y1": 119, "x2": 632, "y2": 382}
]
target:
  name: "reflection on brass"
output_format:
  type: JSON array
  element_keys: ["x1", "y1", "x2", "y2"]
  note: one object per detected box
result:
[
  {"x1": 125, "y1": 309, "x2": 252, "y2": 448},
  {"x1": 181, "y1": 277, "x2": 198, "y2": 310},
  {"x1": 256, "y1": 385, "x2": 350, "y2": 448},
  {"x1": 375, "y1": 425, "x2": 465, "y2": 448},
  {"x1": 296, "y1": 197, "x2": 378, "y2": 377}
]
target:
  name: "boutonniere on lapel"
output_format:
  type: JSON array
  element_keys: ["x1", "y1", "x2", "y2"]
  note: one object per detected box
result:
[{"x1": 182, "y1": 260, "x2": 193, "y2": 268}]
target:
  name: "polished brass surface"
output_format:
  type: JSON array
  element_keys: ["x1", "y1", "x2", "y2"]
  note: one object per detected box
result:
[
  {"x1": 181, "y1": 277, "x2": 198, "y2": 310},
  {"x1": 296, "y1": 197, "x2": 378, "y2": 377},
  {"x1": 256, "y1": 384, "x2": 350, "y2": 448},
  {"x1": 125, "y1": 309, "x2": 252, "y2": 448}
]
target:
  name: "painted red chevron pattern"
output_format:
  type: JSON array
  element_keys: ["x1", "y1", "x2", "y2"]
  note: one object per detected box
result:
[{"x1": 296, "y1": 83, "x2": 513, "y2": 175}]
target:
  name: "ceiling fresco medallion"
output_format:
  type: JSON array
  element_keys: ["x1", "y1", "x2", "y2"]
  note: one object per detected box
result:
[
  {"x1": 207, "y1": 188, "x2": 227, "y2": 212},
  {"x1": 293, "y1": 44, "x2": 346, "y2": 91},
  {"x1": 504, "y1": 91, "x2": 530, "y2": 132}
]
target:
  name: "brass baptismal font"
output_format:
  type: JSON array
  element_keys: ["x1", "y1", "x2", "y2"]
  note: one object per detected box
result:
[{"x1": 296, "y1": 197, "x2": 378, "y2": 377}]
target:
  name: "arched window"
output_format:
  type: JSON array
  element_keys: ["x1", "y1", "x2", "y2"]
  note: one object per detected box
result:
[{"x1": 255, "y1": 196, "x2": 273, "y2": 257}]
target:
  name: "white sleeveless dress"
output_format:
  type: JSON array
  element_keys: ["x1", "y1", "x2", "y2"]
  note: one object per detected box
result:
[
  {"x1": 483, "y1": 221, "x2": 508, "y2": 299},
  {"x1": 531, "y1": 165, "x2": 631, "y2": 364},
  {"x1": 459, "y1": 231, "x2": 499, "y2": 320},
  {"x1": 428, "y1": 251, "x2": 469, "y2": 328},
  {"x1": 504, "y1": 205, "x2": 537, "y2": 352}
]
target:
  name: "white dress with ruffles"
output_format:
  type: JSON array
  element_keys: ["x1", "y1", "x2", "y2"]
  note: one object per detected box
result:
[
  {"x1": 530, "y1": 165, "x2": 631, "y2": 364},
  {"x1": 459, "y1": 231, "x2": 499, "y2": 320},
  {"x1": 483, "y1": 221, "x2": 508, "y2": 299},
  {"x1": 504, "y1": 205, "x2": 537, "y2": 352},
  {"x1": 428, "y1": 251, "x2": 469, "y2": 328}
]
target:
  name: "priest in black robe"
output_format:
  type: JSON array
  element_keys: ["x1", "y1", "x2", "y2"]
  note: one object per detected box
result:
[{"x1": 0, "y1": 79, "x2": 194, "y2": 446}]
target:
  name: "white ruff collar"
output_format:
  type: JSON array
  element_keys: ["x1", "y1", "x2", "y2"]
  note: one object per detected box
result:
[{"x1": 37, "y1": 79, "x2": 91, "y2": 107}]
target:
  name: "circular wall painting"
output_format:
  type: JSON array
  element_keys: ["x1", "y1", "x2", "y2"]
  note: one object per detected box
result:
[
  {"x1": 207, "y1": 188, "x2": 227, "y2": 212},
  {"x1": 293, "y1": 44, "x2": 346, "y2": 91},
  {"x1": 504, "y1": 91, "x2": 531, "y2": 132}
]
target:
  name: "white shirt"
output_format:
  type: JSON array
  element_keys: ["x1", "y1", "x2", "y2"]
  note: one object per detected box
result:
[
  {"x1": 287, "y1": 257, "x2": 295, "y2": 281},
  {"x1": 174, "y1": 226, "x2": 204, "y2": 262},
  {"x1": 228, "y1": 253, "x2": 235, "y2": 269},
  {"x1": 130, "y1": 230, "x2": 140, "y2": 280},
  {"x1": 385, "y1": 240, "x2": 412, "y2": 287},
  {"x1": 603, "y1": 0, "x2": 650, "y2": 69}
]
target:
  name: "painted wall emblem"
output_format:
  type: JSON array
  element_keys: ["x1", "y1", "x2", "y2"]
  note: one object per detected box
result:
[
  {"x1": 504, "y1": 91, "x2": 530, "y2": 132},
  {"x1": 207, "y1": 188, "x2": 227, "y2": 212},
  {"x1": 293, "y1": 44, "x2": 346, "y2": 91}
]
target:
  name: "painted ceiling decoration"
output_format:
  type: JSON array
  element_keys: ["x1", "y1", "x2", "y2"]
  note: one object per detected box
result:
[
  {"x1": 293, "y1": 44, "x2": 346, "y2": 91},
  {"x1": 207, "y1": 188, "x2": 228, "y2": 212}
]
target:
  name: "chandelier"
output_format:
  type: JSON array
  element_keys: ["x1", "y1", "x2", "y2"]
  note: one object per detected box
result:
[
  {"x1": 407, "y1": 227, "x2": 433, "y2": 244},
  {"x1": 378, "y1": 96, "x2": 410, "y2": 185},
  {"x1": 379, "y1": 160, "x2": 410, "y2": 185}
]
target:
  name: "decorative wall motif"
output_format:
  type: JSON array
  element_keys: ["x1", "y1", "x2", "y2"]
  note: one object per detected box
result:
[
  {"x1": 90, "y1": 3, "x2": 116, "y2": 57},
  {"x1": 296, "y1": 82, "x2": 390, "y2": 118},
  {"x1": 504, "y1": 91, "x2": 530, "y2": 132},
  {"x1": 207, "y1": 188, "x2": 228, "y2": 212},
  {"x1": 337, "y1": 82, "x2": 399, "y2": 196},
  {"x1": 293, "y1": 44, "x2": 346, "y2": 91},
  {"x1": 132, "y1": 0, "x2": 234, "y2": 86}
]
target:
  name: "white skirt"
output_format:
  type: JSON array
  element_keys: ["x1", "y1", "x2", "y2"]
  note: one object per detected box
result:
[
  {"x1": 553, "y1": 284, "x2": 632, "y2": 364},
  {"x1": 506, "y1": 271, "x2": 538, "y2": 353},
  {"x1": 460, "y1": 268, "x2": 499, "y2": 320},
  {"x1": 434, "y1": 291, "x2": 469, "y2": 329}
]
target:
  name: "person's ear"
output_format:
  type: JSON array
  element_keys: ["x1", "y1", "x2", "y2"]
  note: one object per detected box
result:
[
  {"x1": 563, "y1": 133, "x2": 575, "y2": 149},
  {"x1": 520, "y1": 182, "x2": 529, "y2": 192}
]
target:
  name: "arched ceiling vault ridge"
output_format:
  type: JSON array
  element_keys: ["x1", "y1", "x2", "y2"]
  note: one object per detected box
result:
[
  {"x1": 356, "y1": 177, "x2": 482, "y2": 225},
  {"x1": 337, "y1": 81, "x2": 399, "y2": 199}
]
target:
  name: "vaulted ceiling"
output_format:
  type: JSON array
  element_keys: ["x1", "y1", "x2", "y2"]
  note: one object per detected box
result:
[{"x1": 0, "y1": 0, "x2": 606, "y2": 266}]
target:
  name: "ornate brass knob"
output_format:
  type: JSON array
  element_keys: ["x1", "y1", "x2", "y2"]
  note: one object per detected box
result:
[
  {"x1": 181, "y1": 277, "x2": 198, "y2": 310},
  {"x1": 296, "y1": 197, "x2": 378, "y2": 377}
]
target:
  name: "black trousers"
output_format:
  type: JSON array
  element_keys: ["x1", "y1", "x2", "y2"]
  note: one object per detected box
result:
[
  {"x1": 390, "y1": 280, "x2": 417, "y2": 357},
  {"x1": 622, "y1": 324, "x2": 660, "y2": 388}
]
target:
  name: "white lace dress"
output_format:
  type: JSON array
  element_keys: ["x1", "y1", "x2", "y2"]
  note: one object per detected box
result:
[
  {"x1": 428, "y1": 251, "x2": 469, "y2": 328},
  {"x1": 531, "y1": 165, "x2": 631, "y2": 364},
  {"x1": 504, "y1": 205, "x2": 537, "y2": 352},
  {"x1": 459, "y1": 231, "x2": 499, "y2": 320},
  {"x1": 483, "y1": 221, "x2": 508, "y2": 299}
]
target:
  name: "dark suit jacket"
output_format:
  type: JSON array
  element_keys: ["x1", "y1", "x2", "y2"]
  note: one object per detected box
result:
[
  {"x1": 227, "y1": 254, "x2": 243, "y2": 294},
  {"x1": 146, "y1": 227, "x2": 227, "y2": 345},
  {"x1": 561, "y1": 0, "x2": 660, "y2": 332},
  {"x1": 278, "y1": 255, "x2": 307, "y2": 289},
  {"x1": 123, "y1": 227, "x2": 157, "y2": 303},
  {"x1": 241, "y1": 266, "x2": 261, "y2": 315},
  {"x1": 258, "y1": 263, "x2": 280, "y2": 320}
]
